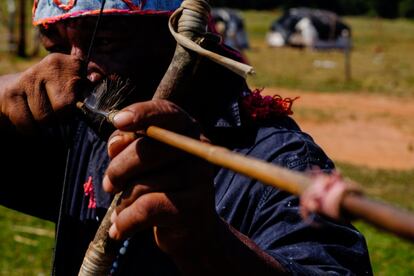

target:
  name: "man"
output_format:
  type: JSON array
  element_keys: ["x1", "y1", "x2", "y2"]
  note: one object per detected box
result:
[{"x1": 0, "y1": 0, "x2": 372, "y2": 275}]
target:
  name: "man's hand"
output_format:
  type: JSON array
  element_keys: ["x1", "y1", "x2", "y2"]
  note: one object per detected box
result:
[
  {"x1": 300, "y1": 172, "x2": 362, "y2": 220},
  {"x1": 0, "y1": 53, "x2": 84, "y2": 132},
  {"x1": 104, "y1": 100, "x2": 287, "y2": 275},
  {"x1": 103, "y1": 99, "x2": 218, "y2": 257}
]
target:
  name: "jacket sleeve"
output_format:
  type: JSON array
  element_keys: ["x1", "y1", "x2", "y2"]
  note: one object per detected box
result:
[
  {"x1": 215, "y1": 124, "x2": 372, "y2": 275},
  {"x1": 251, "y1": 188, "x2": 372, "y2": 275},
  {"x1": 0, "y1": 125, "x2": 67, "y2": 221}
]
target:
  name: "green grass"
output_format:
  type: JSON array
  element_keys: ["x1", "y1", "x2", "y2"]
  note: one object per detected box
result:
[
  {"x1": 355, "y1": 222, "x2": 414, "y2": 275},
  {"x1": 338, "y1": 164, "x2": 414, "y2": 211},
  {"x1": 0, "y1": 207, "x2": 54, "y2": 275},
  {"x1": 242, "y1": 11, "x2": 414, "y2": 97},
  {"x1": 337, "y1": 163, "x2": 414, "y2": 275}
]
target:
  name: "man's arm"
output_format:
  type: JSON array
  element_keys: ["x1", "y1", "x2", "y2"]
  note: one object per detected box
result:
[
  {"x1": 0, "y1": 53, "x2": 83, "y2": 133},
  {"x1": 0, "y1": 54, "x2": 83, "y2": 221},
  {"x1": 0, "y1": 123, "x2": 66, "y2": 221},
  {"x1": 213, "y1": 124, "x2": 372, "y2": 275}
]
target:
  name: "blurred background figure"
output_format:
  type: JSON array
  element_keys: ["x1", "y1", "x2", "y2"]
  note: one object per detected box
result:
[
  {"x1": 267, "y1": 8, "x2": 351, "y2": 50},
  {"x1": 211, "y1": 8, "x2": 250, "y2": 51}
]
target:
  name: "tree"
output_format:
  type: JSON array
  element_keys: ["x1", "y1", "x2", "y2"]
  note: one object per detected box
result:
[
  {"x1": 370, "y1": 0, "x2": 400, "y2": 19},
  {"x1": 17, "y1": 0, "x2": 26, "y2": 57},
  {"x1": 7, "y1": 0, "x2": 17, "y2": 54},
  {"x1": 399, "y1": 0, "x2": 414, "y2": 18}
]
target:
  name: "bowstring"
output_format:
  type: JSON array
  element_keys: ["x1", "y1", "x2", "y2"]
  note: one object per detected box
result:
[
  {"x1": 52, "y1": 1, "x2": 107, "y2": 274},
  {"x1": 84, "y1": 0, "x2": 107, "y2": 77}
]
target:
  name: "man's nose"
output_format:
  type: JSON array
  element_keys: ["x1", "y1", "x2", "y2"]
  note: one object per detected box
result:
[{"x1": 69, "y1": 45, "x2": 102, "y2": 83}]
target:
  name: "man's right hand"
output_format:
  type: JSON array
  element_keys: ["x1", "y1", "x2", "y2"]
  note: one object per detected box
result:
[{"x1": 0, "y1": 53, "x2": 84, "y2": 133}]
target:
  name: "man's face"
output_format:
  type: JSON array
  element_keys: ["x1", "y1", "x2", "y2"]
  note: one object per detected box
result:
[{"x1": 40, "y1": 15, "x2": 176, "y2": 100}]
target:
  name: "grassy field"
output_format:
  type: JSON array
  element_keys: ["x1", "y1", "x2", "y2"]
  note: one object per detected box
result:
[
  {"x1": 0, "y1": 9, "x2": 414, "y2": 275},
  {"x1": 338, "y1": 164, "x2": 414, "y2": 275},
  {"x1": 243, "y1": 10, "x2": 414, "y2": 97},
  {"x1": 0, "y1": 207, "x2": 54, "y2": 275}
]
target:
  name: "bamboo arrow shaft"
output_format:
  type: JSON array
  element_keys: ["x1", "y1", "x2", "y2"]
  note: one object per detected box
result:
[
  {"x1": 147, "y1": 126, "x2": 311, "y2": 195},
  {"x1": 343, "y1": 195, "x2": 414, "y2": 240},
  {"x1": 147, "y1": 125, "x2": 414, "y2": 242}
]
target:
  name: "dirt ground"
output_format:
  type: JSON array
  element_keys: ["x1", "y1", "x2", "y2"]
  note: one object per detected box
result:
[{"x1": 265, "y1": 88, "x2": 414, "y2": 171}]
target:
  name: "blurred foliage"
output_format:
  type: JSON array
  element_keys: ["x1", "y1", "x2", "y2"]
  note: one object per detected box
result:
[{"x1": 399, "y1": 0, "x2": 414, "y2": 18}]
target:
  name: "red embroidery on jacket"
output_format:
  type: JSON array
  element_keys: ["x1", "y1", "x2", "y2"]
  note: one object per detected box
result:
[
  {"x1": 241, "y1": 89, "x2": 299, "y2": 121},
  {"x1": 84, "y1": 176, "x2": 97, "y2": 209}
]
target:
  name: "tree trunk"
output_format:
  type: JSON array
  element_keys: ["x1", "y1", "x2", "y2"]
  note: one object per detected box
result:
[
  {"x1": 17, "y1": 0, "x2": 26, "y2": 57},
  {"x1": 31, "y1": 27, "x2": 41, "y2": 57},
  {"x1": 7, "y1": 0, "x2": 17, "y2": 54}
]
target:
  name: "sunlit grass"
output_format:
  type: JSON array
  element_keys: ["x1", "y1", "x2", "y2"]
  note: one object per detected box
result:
[
  {"x1": 0, "y1": 207, "x2": 54, "y2": 275},
  {"x1": 337, "y1": 163, "x2": 414, "y2": 275},
  {"x1": 242, "y1": 11, "x2": 414, "y2": 97}
]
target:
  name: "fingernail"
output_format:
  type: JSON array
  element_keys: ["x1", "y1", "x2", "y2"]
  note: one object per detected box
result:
[
  {"x1": 103, "y1": 175, "x2": 111, "y2": 192},
  {"x1": 87, "y1": 72, "x2": 100, "y2": 83},
  {"x1": 110, "y1": 210, "x2": 117, "y2": 224},
  {"x1": 109, "y1": 224, "x2": 118, "y2": 239},
  {"x1": 113, "y1": 111, "x2": 134, "y2": 128},
  {"x1": 108, "y1": 135, "x2": 122, "y2": 149}
]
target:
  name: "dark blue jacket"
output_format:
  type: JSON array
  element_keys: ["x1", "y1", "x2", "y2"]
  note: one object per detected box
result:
[
  {"x1": 20, "y1": 114, "x2": 368, "y2": 275},
  {"x1": 0, "y1": 116, "x2": 372, "y2": 276},
  {"x1": 0, "y1": 53, "x2": 372, "y2": 275}
]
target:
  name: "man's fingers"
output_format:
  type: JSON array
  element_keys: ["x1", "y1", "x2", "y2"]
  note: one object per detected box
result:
[
  {"x1": 2, "y1": 53, "x2": 85, "y2": 131},
  {"x1": 113, "y1": 167, "x2": 191, "y2": 212},
  {"x1": 104, "y1": 151, "x2": 189, "y2": 194},
  {"x1": 109, "y1": 192, "x2": 180, "y2": 240},
  {"x1": 300, "y1": 174, "x2": 352, "y2": 221},
  {"x1": 300, "y1": 195, "x2": 320, "y2": 220},
  {"x1": 104, "y1": 138, "x2": 187, "y2": 193},
  {"x1": 6, "y1": 95, "x2": 36, "y2": 133},
  {"x1": 26, "y1": 84, "x2": 54, "y2": 123},
  {"x1": 112, "y1": 100, "x2": 197, "y2": 135},
  {"x1": 107, "y1": 131, "x2": 139, "y2": 159},
  {"x1": 45, "y1": 79, "x2": 78, "y2": 114}
]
